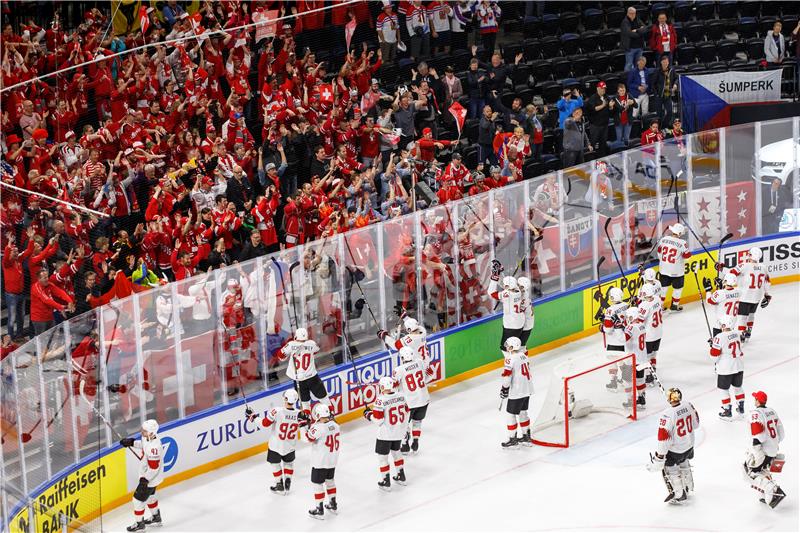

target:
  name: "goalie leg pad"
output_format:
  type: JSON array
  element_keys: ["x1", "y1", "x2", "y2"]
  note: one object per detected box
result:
[
  {"x1": 679, "y1": 461, "x2": 694, "y2": 492},
  {"x1": 664, "y1": 464, "x2": 685, "y2": 503},
  {"x1": 749, "y1": 470, "x2": 779, "y2": 503}
]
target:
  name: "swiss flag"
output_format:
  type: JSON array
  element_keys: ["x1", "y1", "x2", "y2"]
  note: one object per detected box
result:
[
  {"x1": 690, "y1": 181, "x2": 755, "y2": 245},
  {"x1": 345, "y1": 16, "x2": 357, "y2": 51},
  {"x1": 449, "y1": 101, "x2": 467, "y2": 137},
  {"x1": 138, "y1": 6, "x2": 150, "y2": 36},
  {"x1": 319, "y1": 83, "x2": 334, "y2": 104}
]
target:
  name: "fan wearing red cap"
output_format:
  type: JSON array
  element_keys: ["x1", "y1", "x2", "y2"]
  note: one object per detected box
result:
[
  {"x1": 416, "y1": 127, "x2": 452, "y2": 164},
  {"x1": 745, "y1": 390, "x2": 786, "y2": 508}
]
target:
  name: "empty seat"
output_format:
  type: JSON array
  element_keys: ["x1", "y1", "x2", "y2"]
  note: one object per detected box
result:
[
  {"x1": 642, "y1": 49, "x2": 657, "y2": 67},
  {"x1": 672, "y1": 1, "x2": 693, "y2": 23},
  {"x1": 694, "y1": 0, "x2": 716, "y2": 20},
  {"x1": 717, "y1": 1, "x2": 738, "y2": 20},
  {"x1": 524, "y1": 16, "x2": 541, "y2": 38},
  {"x1": 582, "y1": 9, "x2": 604, "y2": 31},
  {"x1": 578, "y1": 75, "x2": 600, "y2": 92},
  {"x1": 540, "y1": 81, "x2": 563, "y2": 104},
  {"x1": 737, "y1": 17, "x2": 758, "y2": 40},
  {"x1": 552, "y1": 58, "x2": 573, "y2": 80},
  {"x1": 541, "y1": 13, "x2": 560, "y2": 36},
  {"x1": 579, "y1": 31, "x2": 600, "y2": 53},
  {"x1": 739, "y1": 1, "x2": 760, "y2": 18},
  {"x1": 503, "y1": 43, "x2": 523, "y2": 65},
  {"x1": 605, "y1": 7, "x2": 626, "y2": 29},
  {"x1": 676, "y1": 43, "x2": 697, "y2": 65},
  {"x1": 745, "y1": 37, "x2": 765, "y2": 60},
  {"x1": 570, "y1": 56, "x2": 592, "y2": 78},
  {"x1": 512, "y1": 64, "x2": 532, "y2": 86},
  {"x1": 559, "y1": 12, "x2": 581, "y2": 34},
  {"x1": 716, "y1": 40, "x2": 738, "y2": 61},
  {"x1": 517, "y1": 88, "x2": 535, "y2": 106},
  {"x1": 633, "y1": 4, "x2": 650, "y2": 23},
  {"x1": 539, "y1": 36, "x2": 561, "y2": 59},
  {"x1": 561, "y1": 78, "x2": 580, "y2": 91},
  {"x1": 706, "y1": 20, "x2": 725, "y2": 41},
  {"x1": 726, "y1": 58, "x2": 749, "y2": 69},
  {"x1": 759, "y1": 17, "x2": 779, "y2": 38},
  {"x1": 696, "y1": 41, "x2": 717, "y2": 62},
  {"x1": 560, "y1": 33, "x2": 580, "y2": 56},
  {"x1": 760, "y1": 2, "x2": 782, "y2": 17},
  {"x1": 598, "y1": 29, "x2": 621, "y2": 51},
  {"x1": 451, "y1": 50, "x2": 471, "y2": 72},
  {"x1": 532, "y1": 59, "x2": 554, "y2": 83},
  {"x1": 705, "y1": 60, "x2": 728, "y2": 71},
  {"x1": 683, "y1": 21, "x2": 705, "y2": 43},
  {"x1": 589, "y1": 52, "x2": 611, "y2": 75},
  {"x1": 651, "y1": 2, "x2": 671, "y2": 20},
  {"x1": 524, "y1": 39, "x2": 541, "y2": 61},
  {"x1": 523, "y1": 160, "x2": 545, "y2": 180},
  {"x1": 608, "y1": 50, "x2": 627, "y2": 72}
]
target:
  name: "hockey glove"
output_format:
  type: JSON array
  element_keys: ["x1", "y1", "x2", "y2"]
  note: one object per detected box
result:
[
  {"x1": 425, "y1": 366, "x2": 435, "y2": 378},
  {"x1": 760, "y1": 295, "x2": 772, "y2": 308},
  {"x1": 646, "y1": 452, "x2": 666, "y2": 472},
  {"x1": 119, "y1": 437, "x2": 134, "y2": 448},
  {"x1": 702, "y1": 277, "x2": 713, "y2": 294},
  {"x1": 714, "y1": 277, "x2": 723, "y2": 289},
  {"x1": 707, "y1": 337, "x2": 713, "y2": 347},
  {"x1": 245, "y1": 406, "x2": 258, "y2": 422},
  {"x1": 500, "y1": 386, "x2": 509, "y2": 399},
  {"x1": 746, "y1": 444, "x2": 766, "y2": 469},
  {"x1": 715, "y1": 262, "x2": 723, "y2": 272},
  {"x1": 363, "y1": 407, "x2": 373, "y2": 421},
  {"x1": 399, "y1": 307, "x2": 408, "y2": 321},
  {"x1": 490, "y1": 259, "x2": 504, "y2": 276}
]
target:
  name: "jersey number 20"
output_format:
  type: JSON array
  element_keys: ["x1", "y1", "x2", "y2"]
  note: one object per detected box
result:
[{"x1": 675, "y1": 415, "x2": 694, "y2": 437}]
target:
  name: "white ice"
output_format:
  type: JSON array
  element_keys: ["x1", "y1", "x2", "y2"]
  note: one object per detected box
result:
[{"x1": 99, "y1": 282, "x2": 800, "y2": 532}]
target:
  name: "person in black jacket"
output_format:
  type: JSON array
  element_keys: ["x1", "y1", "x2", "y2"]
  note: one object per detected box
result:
[
  {"x1": 621, "y1": 6, "x2": 645, "y2": 71},
  {"x1": 470, "y1": 44, "x2": 523, "y2": 94},
  {"x1": 652, "y1": 55, "x2": 678, "y2": 127},
  {"x1": 226, "y1": 166, "x2": 253, "y2": 213},
  {"x1": 206, "y1": 238, "x2": 233, "y2": 270},
  {"x1": 478, "y1": 103, "x2": 500, "y2": 165},
  {"x1": 585, "y1": 81, "x2": 611, "y2": 156},
  {"x1": 464, "y1": 57, "x2": 488, "y2": 118},
  {"x1": 238, "y1": 230, "x2": 268, "y2": 262}
]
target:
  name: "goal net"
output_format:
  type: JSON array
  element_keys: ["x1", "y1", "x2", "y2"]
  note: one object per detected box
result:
[{"x1": 532, "y1": 353, "x2": 637, "y2": 447}]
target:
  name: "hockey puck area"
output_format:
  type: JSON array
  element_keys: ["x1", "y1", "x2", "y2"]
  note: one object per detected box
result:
[{"x1": 97, "y1": 283, "x2": 799, "y2": 531}]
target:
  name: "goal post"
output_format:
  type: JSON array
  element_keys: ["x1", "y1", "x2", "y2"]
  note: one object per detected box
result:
[{"x1": 531, "y1": 353, "x2": 638, "y2": 448}]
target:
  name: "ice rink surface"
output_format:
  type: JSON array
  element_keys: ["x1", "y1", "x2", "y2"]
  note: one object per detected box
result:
[{"x1": 100, "y1": 282, "x2": 799, "y2": 532}]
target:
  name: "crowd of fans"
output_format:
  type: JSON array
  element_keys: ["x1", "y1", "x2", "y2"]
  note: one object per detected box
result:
[{"x1": 1, "y1": 1, "x2": 793, "y2": 351}]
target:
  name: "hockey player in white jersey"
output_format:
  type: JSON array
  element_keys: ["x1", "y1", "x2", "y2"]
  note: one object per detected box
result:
[
  {"x1": 602, "y1": 287, "x2": 629, "y2": 391},
  {"x1": 517, "y1": 277, "x2": 535, "y2": 345},
  {"x1": 121, "y1": 420, "x2": 164, "y2": 531},
  {"x1": 488, "y1": 260, "x2": 525, "y2": 349},
  {"x1": 709, "y1": 316, "x2": 745, "y2": 420},
  {"x1": 656, "y1": 223, "x2": 691, "y2": 310},
  {"x1": 499, "y1": 337, "x2": 533, "y2": 448},
  {"x1": 393, "y1": 346, "x2": 431, "y2": 454},
  {"x1": 730, "y1": 247, "x2": 772, "y2": 342},
  {"x1": 306, "y1": 403, "x2": 340, "y2": 519},
  {"x1": 364, "y1": 377, "x2": 410, "y2": 491},
  {"x1": 623, "y1": 307, "x2": 647, "y2": 410},
  {"x1": 704, "y1": 272, "x2": 742, "y2": 337},
  {"x1": 378, "y1": 314, "x2": 429, "y2": 364},
  {"x1": 277, "y1": 328, "x2": 330, "y2": 419},
  {"x1": 636, "y1": 283, "x2": 663, "y2": 384},
  {"x1": 246, "y1": 390, "x2": 300, "y2": 495},
  {"x1": 641, "y1": 268, "x2": 663, "y2": 306},
  {"x1": 647, "y1": 388, "x2": 700, "y2": 504},
  {"x1": 744, "y1": 390, "x2": 787, "y2": 508}
]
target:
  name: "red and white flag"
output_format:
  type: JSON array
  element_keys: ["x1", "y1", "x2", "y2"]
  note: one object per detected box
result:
[
  {"x1": 449, "y1": 101, "x2": 467, "y2": 137},
  {"x1": 318, "y1": 83, "x2": 334, "y2": 104},
  {"x1": 690, "y1": 181, "x2": 756, "y2": 244},
  {"x1": 138, "y1": 6, "x2": 150, "y2": 36},
  {"x1": 345, "y1": 16, "x2": 357, "y2": 51}
]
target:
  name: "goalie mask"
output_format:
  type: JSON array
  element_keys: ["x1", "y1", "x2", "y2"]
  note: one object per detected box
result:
[{"x1": 667, "y1": 387, "x2": 682, "y2": 406}]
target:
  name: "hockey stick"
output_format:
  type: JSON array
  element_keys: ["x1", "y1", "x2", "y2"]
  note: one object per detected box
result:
[
  {"x1": 593, "y1": 256, "x2": 608, "y2": 321},
  {"x1": 642, "y1": 173, "x2": 678, "y2": 264},
  {"x1": 20, "y1": 393, "x2": 70, "y2": 443},
  {"x1": 691, "y1": 266, "x2": 713, "y2": 339},
  {"x1": 78, "y1": 393, "x2": 143, "y2": 460},
  {"x1": 715, "y1": 232, "x2": 734, "y2": 281},
  {"x1": 342, "y1": 235, "x2": 381, "y2": 330},
  {"x1": 270, "y1": 256, "x2": 299, "y2": 329},
  {"x1": 602, "y1": 216, "x2": 632, "y2": 302}
]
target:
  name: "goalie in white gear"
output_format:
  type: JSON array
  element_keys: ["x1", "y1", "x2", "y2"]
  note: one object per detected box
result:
[
  {"x1": 499, "y1": 337, "x2": 533, "y2": 448},
  {"x1": 705, "y1": 272, "x2": 741, "y2": 337},
  {"x1": 306, "y1": 403, "x2": 340, "y2": 520},
  {"x1": 378, "y1": 313, "x2": 429, "y2": 364},
  {"x1": 393, "y1": 346, "x2": 432, "y2": 455},
  {"x1": 602, "y1": 287, "x2": 629, "y2": 391},
  {"x1": 623, "y1": 307, "x2": 647, "y2": 410},
  {"x1": 277, "y1": 327, "x2": 330, "y2": 419},
  {"x1": 744, "y1": 390, "x2": 787, "y2": 508},
  {"x1": 729, "y1": 247, "x2": 772, "y2": 342},
  {"x1": 636, "y1": 283, "x2": 663, "y2": 385},
  {"x1": 517, "y1": 277, "x2": 535, "y2": 345},
  {"x1": 488, "y1": 260, "x2": 526, "y2": 349},
  {"x1": 656, "y1": 223, "x2": 691, "y2": 311},
  {"x1": 364, "y1": 376, "x2": 410, "y2": 491},
  {"x1": 648, "y1": 388, "x2": 700, "y2": 504},
  {"x1": 709, "y1": 315, "x2": 745, "y2": 420},
  {"x1": 121, "y1": 420, "x2": 164, "y2": 531},
  {"x1": 246, "y1": 390, "x2": 300, "y2": 495}
]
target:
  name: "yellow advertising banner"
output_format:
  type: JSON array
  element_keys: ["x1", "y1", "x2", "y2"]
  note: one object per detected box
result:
[
  {"x1": 112, "y1": 0, "x2": 200, "y2": 36},
  {"x1": 582, "y1": 250, "x2": 719, "y2": 331},
  {"x1": 10, "y1": 448, "x2": 127, "y2": 533}
]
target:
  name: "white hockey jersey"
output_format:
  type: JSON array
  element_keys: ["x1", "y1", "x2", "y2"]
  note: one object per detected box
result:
[
  {"x1": 385, "y1": 329, "x2": 428, "y2": 362},
  {"x1": 750, "y1": 406, "x2": 785, "y2": 458},
  {"x1": 731, "y1": 262, "x2": 770, "y2": 304},
  {"x1": 261, "y1": 406, "x2": 300, "y2": 456},
  {"x1": 519, "y1": 287, "x2": 535, "y2": 331},
  {"x1": 134, "y1": 436, "x2": 164, "y2": 487},
  {"x1": 657, "y1": 235, "x2": 691, "y2": 277},
  {"x1": 280, "y1": 339, "x2": 320, "y2": 381},
  {"x1": 637, "y1": 299, "x2": 663, "y2": 341},
  {"x1": 307, "y1": 420, "x2": 341, "y2": 469},
  {"x1": 371, "y1": 392, "x2": 410, "y2": 441},
  {"x1": 488, "y1": 278, "x2": 525, "y2": 329},
  {"x1": 501, "y1": 349, "x2": 533, "y2": 400},
  {"x1": 707, "y1": 287, "x2": 741, "y2": 329},
  {"x1": 710, "y1": 330, "x2": 744, "y2": 375},
  {"x1": 603, "y1": 301, "x2": 629, "y2": 347},
  {"x1": 624, "y1": 321, "x2": 647, "y2": 364},
  {"x1": 393, "y1": 359, "x2": 431, "y2": 409},
  {"x1": 657, "y1": 401, "x2": 700, "y2": 455}
]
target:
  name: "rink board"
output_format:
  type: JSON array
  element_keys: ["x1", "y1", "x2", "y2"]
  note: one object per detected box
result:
[{"x1": 5, "y1": 232, "x2": 798, "y2": 531}]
